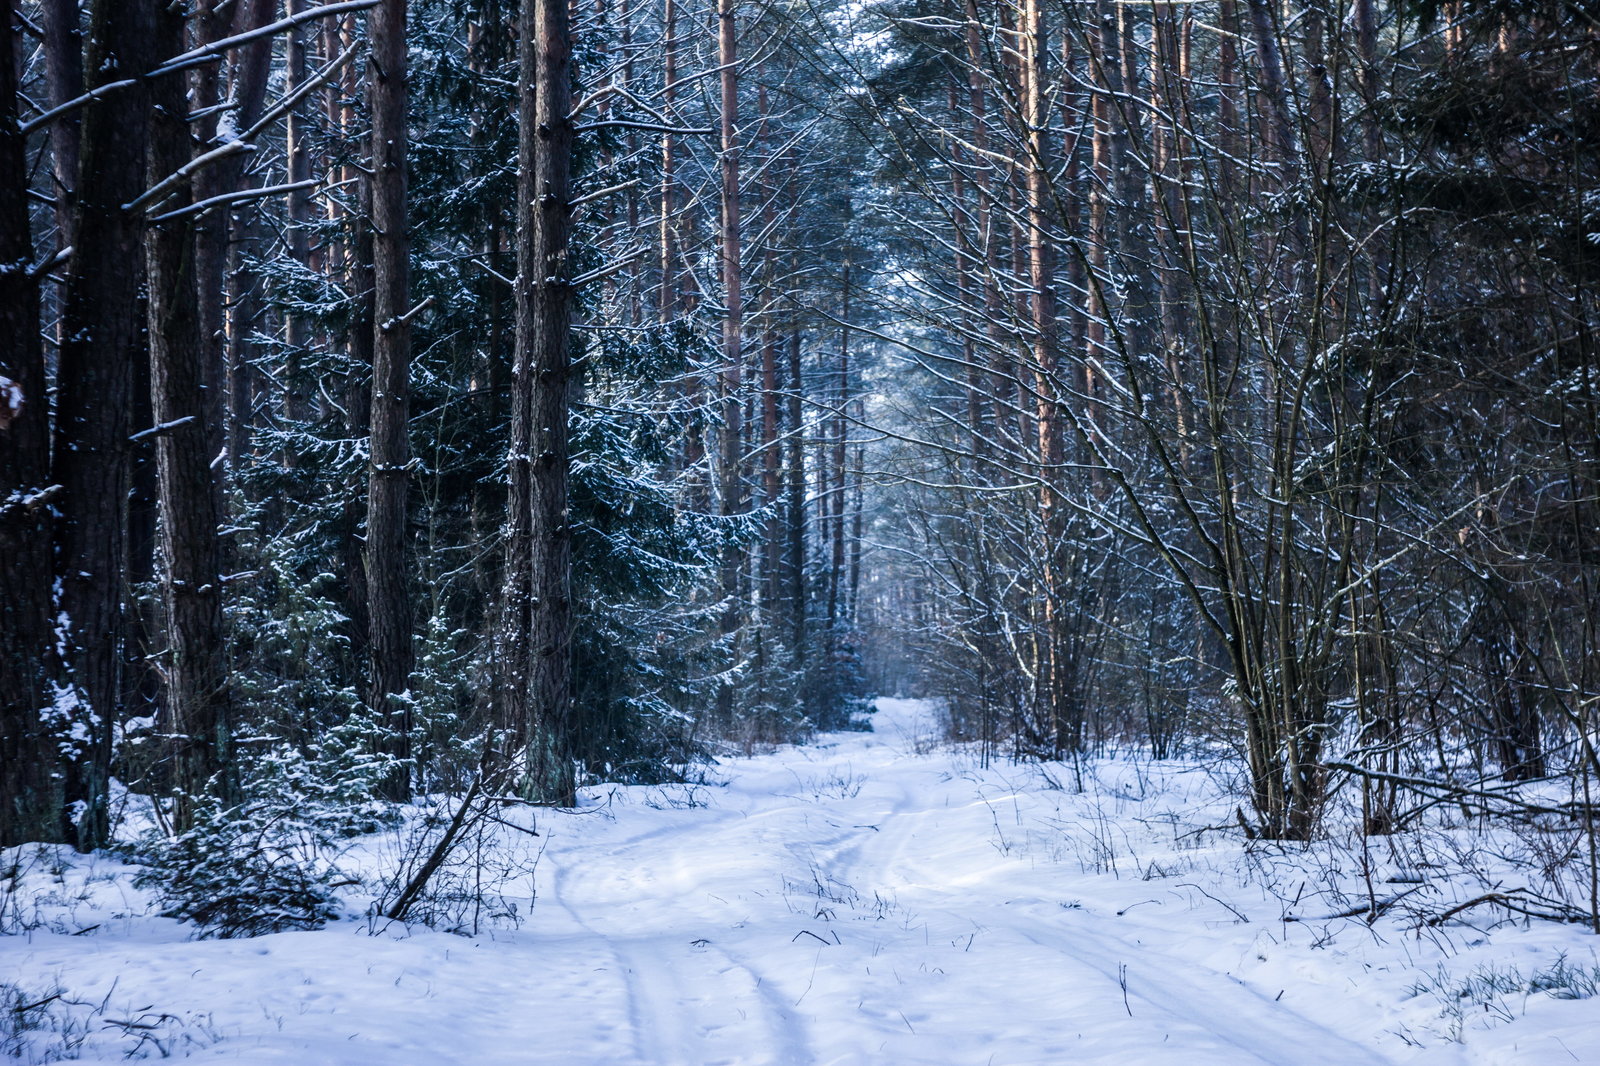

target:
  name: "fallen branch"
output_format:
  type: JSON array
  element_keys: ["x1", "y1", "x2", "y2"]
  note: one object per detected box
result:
[
  {"x1": 1326, "y1": 762, "x2": 1598, "y2": 820},
  {"x1": 383, "y1": 774, "x2": 485, "y2": 922},
  {"x1": 1425, "y1": 889, "x2": 1592, "y2": 927},
  {"x1": 1284, "y1": 885, "x2": 1425, "y2": 923},
  {"x1": 1176, "y1": 883, "x2": 1250, "y2": 923}
]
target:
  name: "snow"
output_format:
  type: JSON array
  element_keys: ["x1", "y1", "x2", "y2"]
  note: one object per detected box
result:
[{"x1": 5, "y1": 698, "x2": 1600, "y2": 1064}]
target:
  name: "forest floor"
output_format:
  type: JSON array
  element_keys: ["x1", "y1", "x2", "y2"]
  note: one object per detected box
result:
[{"x1": 5, "y1": 697, "x2": 1600, "y2": 1064}]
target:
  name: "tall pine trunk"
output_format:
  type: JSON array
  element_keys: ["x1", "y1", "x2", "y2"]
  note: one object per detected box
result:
[
  {"x1": 367, "y1": 0, "x2": 415, "y2": 798},
  {"x1": 1021, "y1": 0, "x2": 1070, "y2": 753},
  {"x1": 716, "y1": 0, "x2": 745, "y2": 724},
  {"x1": 147, "y1": 3, "x2": 236, "y2": 828},
  {"x1": 0, "y1": 2, "x2": 64, "y2": 846},
  {"x1": 39, "y1": 0, "x2": 82, "y2": 247},
  {"x1": 50, "y1": 0, "x2": 154, "y2": 850},
  {"x1": 498, "y1": 0, "x2": 577, "y2": 803}
]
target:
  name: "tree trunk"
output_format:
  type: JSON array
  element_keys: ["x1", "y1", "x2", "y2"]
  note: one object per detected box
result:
[
  {"x1": 40, "y1": 0, "x2": 82, "y2": 247},
  {"x1": 217, "y1": 0, "x2": 276, "y2": 470},
  {"x1": 657, "y1": 0, "x2": 679, "y2": 324},
  {"x1": 50, "y1": 0, "x2": 154, "y2": 851},
  {"x1": 828, "y1": 263, "x2": 850, "y2": 635},
  {"x1": 784, "y1": 329, "x2": 807, "y2": 660},
  {"x1": 367, "y1": 0, "x2": 415, "y2": 798},
  {"x1": 345, "y1": 176, "x2": 376, "y2": 679},
  {"x1": 283, "y1": 0, "x2": 316, "y2": 431},
  {"x1": 147, "y1": 3, "x2": 237, "y2": 829},
  {"x1": 498, "y1": 0, "x2": 577, "y2": 803},
  {"x1": 947, "y1": 81, "x2": 987, "y2": 470},
  {"x1": 960, "y1": 0, "x2": 1013, "y2": 453},
  {"x1": 0, "y1": 2, "x2": 65, "y2": 846},
  {"x1": 755, "y1": 85, "x2": 781, "y2": 612},
  {"x1": 189, "y1": 2, "x2": 240, "y2": 483},
  {"x1": 1021, "y1": 0, "x2": 1069, "y2": 753},
  {"x1": 716, "y1": 0, "x2": 745, "y2": 724}
]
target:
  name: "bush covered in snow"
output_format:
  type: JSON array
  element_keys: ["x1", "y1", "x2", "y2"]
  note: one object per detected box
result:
[{"x1": 134, "y1": 723, "x2": 398, "y2": 938}]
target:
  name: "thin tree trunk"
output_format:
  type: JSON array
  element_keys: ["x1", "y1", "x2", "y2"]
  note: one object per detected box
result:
[
  {"x1": 1021, "y1": 0, "x2": 1068, "y2": 753},
  {"x1": 342, "y1": 23, "x2": 374, "y2": 678},
  {"x1": 962, "y1": 0, "x2": 1013, "y2": 451},
  {"x1": 756, "y1": 84, "x2": 781, "y2": 611},
  {"x1": 189, "y1": 3, "x2": 233, "y2": 481},
  {"x1": 284, "y1": 0, "x2": 316, "y2": 429},
  {"x1": 1150, "y1": 1, "x2": 1191, "y2": 451},
  {"x1": 784, "y1": 328, "x2": 807, "y2": 659},
  {"x1": 1217, "y1": 0, "x2": 1241, "y2": 201},
  {"x1": 828, "y1": 263, "x2": 850, "y2": 634},
  {"x1": 761, "y1": 331, "x2": 781, "y2": 607},
  {"x1": 848, "y1": 401, "x2": 864, "y2": 618},
  {"x1": 220, "y1": 0, "x2": 276, "y2": 469},
  {"x1": 1109, "y1": 0, "x2": 1152, "y2": 365},
  {"x1": 620, "y1": 4, "x2": 642, "y2": 326},
  {"x1": 657, "y1": 0, "x2": 679, "y2": 324},
  {"x1": 948, "y1": 81, "x2": 987, "y2": 469},
  {"x1": 1085, "y1": 3, "x2": 1111, "y2": 420},
  {"x1": 717, "y1": 0, "x2": 745, "y2": 723}
]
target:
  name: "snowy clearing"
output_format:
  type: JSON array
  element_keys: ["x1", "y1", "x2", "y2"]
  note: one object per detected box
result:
[{"x1": 5, "y1": 697, "x2": 1600, "y2": 1064}]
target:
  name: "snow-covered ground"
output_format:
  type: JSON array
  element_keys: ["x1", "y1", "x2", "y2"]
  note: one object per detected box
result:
[{"x1": 5, "y1": 697, "x2": 1600, "y2": 1064}]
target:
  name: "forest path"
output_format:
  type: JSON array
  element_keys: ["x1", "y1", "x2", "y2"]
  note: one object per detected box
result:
[
  {"x1": 2, "y1": 698, "x2": 1446, "y2": 1065},
  {"x1": 534, "y1": 698, "x2": 1407, "y2": 1066}
]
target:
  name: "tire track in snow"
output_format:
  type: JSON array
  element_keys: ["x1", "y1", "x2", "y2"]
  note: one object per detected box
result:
[
  {"x1": 543, "y1": 699, "x2": 1409, "y2": 1064},
  {"x1": 1009, "y1": 913, "x2": 1398, "y2": 1066},
  {"x1": 544, "y1": 808, "x2": 815, "y2": 1065},
  {"x1": 797, "y1": 701, "x2": 1403, "y2": 1066}
]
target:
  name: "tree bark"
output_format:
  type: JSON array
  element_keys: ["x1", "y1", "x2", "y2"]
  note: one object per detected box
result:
[
  {"x1": 1021, "y1": 0, "x2": 1070, "y2": 753},
  {"x1": 827, "y1": 263, "x2": 849, "y2": 636},
  {"x1": 367, "y1": 0, "x2": 415, "y2": 798},
  {"x1": 283, "y1": 0, "x2": 316, "y2": 431},
  {"x1": 962, "y1": 0, "x2": 1014, "y2": 452},
  {"x1": 0, "y1": 0, "x2": 65, "y2": 846},
  {"x1": 337, "y1": 10, "x2": 373, "y2": 673},
  {"x1": 716, "y1": 0, "x2": 745, "y2": 723},
  {"x1": 658, "y1": 0, "x2": 679, "y2": 323},
  {"x1": 498, "y1": 0, "x2": 577, "y2": 803},
  {"x1": 784, "y1": 329, "x2": 807, "y2": 660},
  {"x1": 147, "y1": 2, "x2": 237, "y2": 829},
  {"x1": 756, "y1": 85, "x2": 781, "y2": 612},
  {"x1": 215, "y1": 0, "x2": 276, "y2": 470},
  {"x1": 40, "y1": 0, "x2": 82, "y2": 247},
  {"x1": 50, "y1": 0, "x2": 154, "y2": 851}
]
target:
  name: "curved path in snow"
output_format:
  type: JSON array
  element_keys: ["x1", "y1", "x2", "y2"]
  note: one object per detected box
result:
[
  {"x1": 5, "y1": 698, "x2": 1471, "y2": 1065},
  {"x1": 535, "y1": 698, "x2": 1407, "y2": 1066}
]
